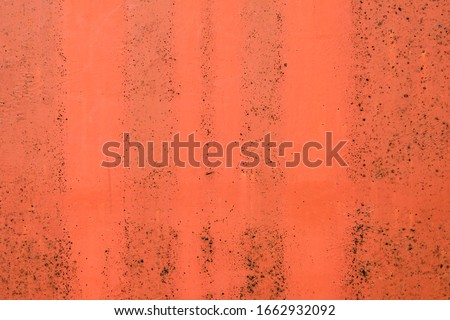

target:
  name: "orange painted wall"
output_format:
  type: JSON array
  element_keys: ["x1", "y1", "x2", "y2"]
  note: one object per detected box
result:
[{"x1": 0, "y1": 0, "x2": 448, "y2": 299}]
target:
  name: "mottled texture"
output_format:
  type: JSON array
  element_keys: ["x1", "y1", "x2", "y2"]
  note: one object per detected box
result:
[{"x1": 0, "y1": 0, "x2": 448, "y2": 299}]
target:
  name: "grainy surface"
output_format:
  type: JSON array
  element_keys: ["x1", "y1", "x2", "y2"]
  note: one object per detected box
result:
[{"x1": 0, "y1": 0, "x2": 448, "y2": 299}]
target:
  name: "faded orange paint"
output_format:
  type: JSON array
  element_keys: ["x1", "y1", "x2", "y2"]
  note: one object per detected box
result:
[{"x1": 0, "y1": 0, "x2": 448, "y2": 300}]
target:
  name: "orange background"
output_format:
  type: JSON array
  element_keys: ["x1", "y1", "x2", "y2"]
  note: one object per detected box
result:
[{"x1": 0, "y1": 0, "x2": 448, "y2": 299}]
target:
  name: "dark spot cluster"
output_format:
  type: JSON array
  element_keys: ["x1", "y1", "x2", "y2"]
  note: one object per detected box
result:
[
  {"x1": 0, "y1": 211, "x2": 76, "y2": 299},
  {"x1": 344, "y1": 0, "x2": 449, "y2": 299},
  {"x1": 120, "y1": 1, "x2": 182, "y2": 299},
  {"x1": 240, "y1": 0, "x2": 287, "y2": 139},
  {"x1": 346, "y1": 202, "x2": 449, "y2": 299},
  {"x1": 199, "y1": 222, "x2": 215, "y2": 299},
  {"x1": 238, "y1": 227, "x2": 287, "y2": 299},
  {"x1": 0, "y1": 0, "x2": 75, "y2": 299},
  {"x1": 237, "y1": 0, "x2": 287, "y2": 191},
  {"x1": 121, "y1": 222, "x2": 179, "y2": 299},
  {"x1": 347, "y1": 0, "x2": 449, "y2": 184},
  {"x1": 199, "y1": 1, "x2": 217, "y2": 139},
  {"x1": 122, "y1": 0, "x2": 180, "y2": 138},
  {"x1": 345, "y1": 203, "x2": 377, "y2": 299}
]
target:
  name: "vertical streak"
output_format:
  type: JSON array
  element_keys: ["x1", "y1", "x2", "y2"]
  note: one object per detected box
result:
[
  {"x1": 0, "y1": 0, "x2": 76, "y2": 298},
  {"x1": 346, "y1": 0, "x2": 449, "y2": 299},
  {"x1": 282, "y1": 0, "x2": 352, "y2": 299},
  {"x1": 62, "y1": 0, "x2": 126, "y2": 299},
  {"x1": 197, "y1": 0, "x2": 218, "y2": 298},
  {"x1": 121, "y1": 0, "x2": 181, "y2": 299},
  {"x1": 236, "y1": 0, "x2": 288, "y2": 299}
]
